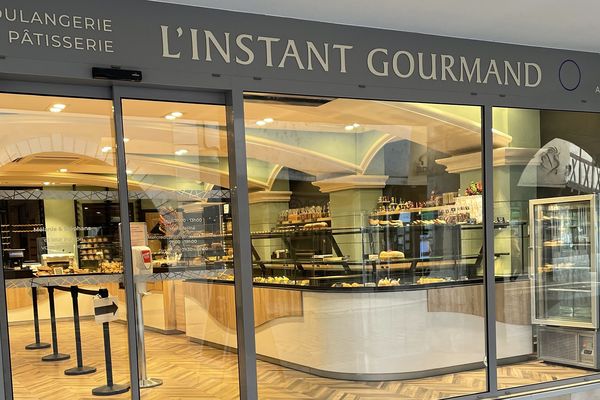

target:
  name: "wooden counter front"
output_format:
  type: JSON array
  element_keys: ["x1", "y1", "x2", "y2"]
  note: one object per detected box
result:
[
  {"x1": 427, "y1": 279, "x2": 530, "y2": 325},
  {"x1": 184, "y1": 282, "x2": 303, "y2": 331}
]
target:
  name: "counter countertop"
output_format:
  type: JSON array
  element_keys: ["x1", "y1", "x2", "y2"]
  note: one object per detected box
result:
[{"x1": 186, "y1": 274, "x2": 529, "y2": 293}]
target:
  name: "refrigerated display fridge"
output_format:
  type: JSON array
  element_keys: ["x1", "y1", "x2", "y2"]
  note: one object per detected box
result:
[{"x1": 530, "y1": 194, "x2": 599, "y2": 369}]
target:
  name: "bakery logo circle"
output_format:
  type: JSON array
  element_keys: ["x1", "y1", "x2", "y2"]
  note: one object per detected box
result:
[{"x1": 558, "y1": 59, "x2": 581, "y2": 91}]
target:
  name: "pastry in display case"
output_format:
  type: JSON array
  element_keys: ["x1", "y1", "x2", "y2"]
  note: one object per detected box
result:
[
  {"x1": 77, "y1": 235, "x2": 118, "y2": 270},
  {"x1": 39, "y1": 253, "x2": 76, "y2": 275},
  {"x1": 249, "y1": 189, "x2": 525, "y2": 290}
]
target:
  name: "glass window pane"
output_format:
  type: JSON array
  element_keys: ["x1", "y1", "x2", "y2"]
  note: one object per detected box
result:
[
  {"x1": 0, "y1": 93, "x2": 132, "y2": 398},
  {"x1": 494, "y1": 108, "x2": 597, "y2": 390},
  {"x1": 245, "y1": 94, "x2": 486, "y2": 399},
  {"x1": 121, "y1": 99, "x2": 239, "y2": 397}
]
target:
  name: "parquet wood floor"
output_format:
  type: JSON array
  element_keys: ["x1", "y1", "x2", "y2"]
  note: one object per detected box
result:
[{"x1": 7, "y1": 320, "x2": 593, "y2": 400}]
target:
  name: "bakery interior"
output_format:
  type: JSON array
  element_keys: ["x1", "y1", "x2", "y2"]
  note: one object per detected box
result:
[{"x1": 1, "y1": 91, "x2": 599, "y2": 399}]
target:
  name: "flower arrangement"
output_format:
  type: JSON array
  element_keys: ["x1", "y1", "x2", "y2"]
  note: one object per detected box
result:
[{"x1": 465, "y1": 181, "x2": 483, "y2": 196}]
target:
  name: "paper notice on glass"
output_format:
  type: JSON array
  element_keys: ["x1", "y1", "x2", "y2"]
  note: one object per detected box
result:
[{"x1": 129, "y1": 222, "x2": 148, "y2": 247}]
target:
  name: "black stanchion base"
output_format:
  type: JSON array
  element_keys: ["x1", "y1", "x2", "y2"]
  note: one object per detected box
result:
[
  {"x1": 65, "y1": 365, "x2": 97, "y2": 376},
  {"x1": 92, "y1": 384, "x2": 130, "y2": 396},
  {"x1": 41, "y1": 353, "x2": 70, "y2": 362},
  {"x1": 25, "y1": 342, "x2": 51, "y2": 350}
]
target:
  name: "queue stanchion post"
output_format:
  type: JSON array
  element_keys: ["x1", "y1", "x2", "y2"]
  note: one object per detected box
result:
[
  {"x1": 132, "y1": 246, "x2": 162, "y2": 389},
  {"x1": 65, "y1": 286, "x2": 96, "y2": 375},
  {"x1": 92, "y1": 288, "x2": 129, "y2": 396},
  {"x1": 41, "y1": 286, "x2": 70, "y2": 362},
  {"x1": 25, "y1": 287, "x2": 50, "y2": 350},
  {"x1": 136, "y1": 291, "x2": 162, "y2": 388}
]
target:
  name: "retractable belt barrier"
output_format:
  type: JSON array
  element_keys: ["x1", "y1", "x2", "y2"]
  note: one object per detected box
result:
[
  {"x1": 25, "y1": 287, "x2": 50, "y2": 351},
  {"x1": 54, "y1": 286, "x2": 96, "y2": 376},
  {"x1": 38, "y1": 285, "x2": 130, "y2": 396},
  {"x1": 41, "y1": 286, "x2": 70, "y2": 362}
]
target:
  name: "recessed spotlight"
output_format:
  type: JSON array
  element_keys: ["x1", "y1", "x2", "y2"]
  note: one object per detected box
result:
[
  {"x1": 165, "y1": 114, "x2": 177, "y2": 120},
  {"x1": 84, "y1": 207, "x2": 89, "y2": 210},
  {"x1": 58, "y1": 168, "x2": 68, "y2": 173},
  {"x1": 49, "y1": 107, "x2": 62, "y2": 113},
  {"x1": 43, "y1": 182, "x2": 50, "y2": 186},
  {"x1": 123, "y1": 137, "x2": 130, "y2": 143},
  {"x1": 344, "y1": 125, "x2": 354, "y2": 131},
  {"x1": 170, "y1": 112, "x2": 183, "y2": 118},
  {"x1": 175, "y1": 149, "x2": 188, "y2": 156},
  {"x1": 101, "y1": 146, "x2": 112, "y2": 153},
  {"x1": 96, "y1": 211, "x2": 101, "y2": 215},
  {"x1": 263, "y1": 117, "x2": 274, "y2": 123},
  {"x1": 52, "y1": 104, "x2": 66, "y2": 110},
  {"x1": 256, "y1": 120, "x2": 266, "y2": 126}
]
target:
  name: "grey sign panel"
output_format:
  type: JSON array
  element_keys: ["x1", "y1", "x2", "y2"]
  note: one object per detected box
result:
[{"x1": 0, "y1": 0, "x2": 599, "y2": 106}]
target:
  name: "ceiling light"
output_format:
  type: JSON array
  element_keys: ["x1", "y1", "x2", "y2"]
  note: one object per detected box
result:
[
  {"x1": 101, "y1": 146, "x2": 112, "y2": 153},
  {"x1": 84, "y1": 207, "x2": 89, "y2": 210},
  {"x1": 170, "y1": 112, "x2": 183, "y2": 118},
  {"x1": 165, "y1": 114, "x2": 177, "y2": 120},
  {"x1": 175, "y1": 149, "x2": 188, "y2": 156},
  {"x1": 58, "y1": 168, "x2": 68, "y2": 173},
  {"x1": 344, "y1": 125, "x2": 354, "y2": 131},
  {"x1": 49, "y1": 107, "x2": 63, "y2": 113},
  {"x1": 263, "y1": 117, "x2": 274, "y2": 123},
  {"x1": 43, "y1": 182, "x2": 50, "y2": 186},
  {"x1": 52, "y1": 103, "x2": 66, "y2": 110},
  {"x1": 256, "y1": 120, "x2": 266, "y2": 126},
  {"x1": 126, "y1": 169, "x2": 133, "y2": 175},
  {"x1": 123, "y1": 137, "x2": 130, "y2": 143},
  {"x1": 353, "y1": 123, "x2": 360, "y2": 128}
]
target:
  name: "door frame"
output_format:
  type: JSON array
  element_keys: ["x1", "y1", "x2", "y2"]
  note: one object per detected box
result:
[
  {"x1": 0, "y1": 82, "x2": 258, "y2": 400},
  {"x1": 112, "y1": 85, "x2": 257, "y2": 400}
]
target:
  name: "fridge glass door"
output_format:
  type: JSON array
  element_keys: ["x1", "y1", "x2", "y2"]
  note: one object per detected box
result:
[{"x1": 533, "y1": 199, "x2": 593, "y2": 325}]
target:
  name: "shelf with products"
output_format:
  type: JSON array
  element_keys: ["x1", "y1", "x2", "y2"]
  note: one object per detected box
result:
[
  {"x1": 77, "y1": 235, "x2": 120, "y2": 270},
  {"x1": 276, "y1": 203, "x2": 331, "y2": 226},
  {"x1": 0, "y1": 223, "x2": 46, "y2": 261}
]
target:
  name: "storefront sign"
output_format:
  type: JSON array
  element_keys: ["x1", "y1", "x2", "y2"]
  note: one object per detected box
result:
[{"x1": 0, "y1": 1, "x2": 598, "y2": 104}]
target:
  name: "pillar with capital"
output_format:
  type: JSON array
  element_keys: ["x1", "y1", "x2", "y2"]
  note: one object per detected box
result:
[{"x1": 312, "y1": 175, "x2": 388, "y2": 261}]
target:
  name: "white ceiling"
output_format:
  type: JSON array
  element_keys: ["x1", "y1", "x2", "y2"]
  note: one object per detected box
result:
[{"x1": 153, "y1": 0, "x2": 600, "y2": 53}]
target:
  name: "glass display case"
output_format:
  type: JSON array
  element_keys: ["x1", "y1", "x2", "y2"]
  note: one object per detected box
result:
[
  {"x1": 246, "y1": 210, "x2": 525, "y2": 289},
  {"x1": 531, "y1": 195, "x2": 600, "y2": 370},
  {"x1": 530, "y1": 194, "x2": 598, "y2": 328}
]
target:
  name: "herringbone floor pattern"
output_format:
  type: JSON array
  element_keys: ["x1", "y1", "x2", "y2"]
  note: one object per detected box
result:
[{"x1": 7, "y1": 320, "x2": 592, "y2": 399}]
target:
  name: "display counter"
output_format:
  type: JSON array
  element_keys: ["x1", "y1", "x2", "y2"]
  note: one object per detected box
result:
[{"x1": 184, "y1": 277, "x2": 532, "y2": 380}]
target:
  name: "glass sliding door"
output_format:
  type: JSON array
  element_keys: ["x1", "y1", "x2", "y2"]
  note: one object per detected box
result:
[
  {"x1": 0, "y1": 93, "x2": 132, "y2": 399},
  {"x1": 118, "y1": 97, "x2": 240, "y2": 398}
]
